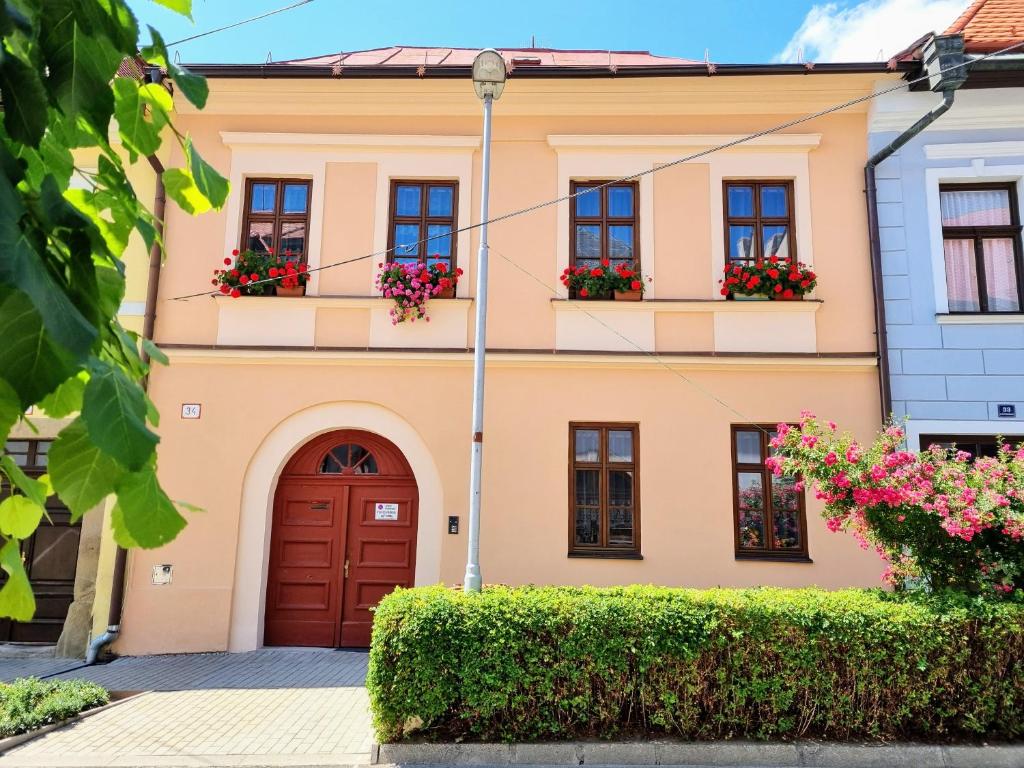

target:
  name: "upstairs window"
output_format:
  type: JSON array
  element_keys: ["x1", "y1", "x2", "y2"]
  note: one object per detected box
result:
[
  {"x1": 941, "y1": 183, "x2": 1023, "y2": 313},
  {"x1": 731, "y1": 425, "x2": 807, "y2": 560},
  {"x1": 241, "y1": 179, "x2": 311, "y2": 262},
  {"x1": 724, "y1": 181, "x2": 795, "y2": 266},
  {"x1": 388, "y1": 180, "x2": 459, "y2": 277},
  {"x1": 570, "y1": 181, "x2": 638, "y2": 271},
  {"x1": 569, "y1": 423, "x2": 640, "y2": 558}
]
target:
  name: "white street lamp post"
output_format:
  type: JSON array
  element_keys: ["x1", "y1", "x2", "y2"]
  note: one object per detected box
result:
[{"x1": 464, "y1": 49, "x2": 506, "y2": 594}]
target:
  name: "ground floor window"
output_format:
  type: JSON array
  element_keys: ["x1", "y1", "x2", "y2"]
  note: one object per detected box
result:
[
  {"x1": 731, "y1": 425, "x2": 808, "y2": 560},
  {"x1": 568, "y1": 422, "x2": 640, "y2": 558},
  {"x1": 920, "y1": 433, "x2": 1024, "y2": 459}
]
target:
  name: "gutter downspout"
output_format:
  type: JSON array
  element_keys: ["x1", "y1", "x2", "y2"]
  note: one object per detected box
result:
[
  {"x1": 864, "y1": 33, "x2": 966, "y2": 423},
  {"x1": 86, "y1": 153, "x2": 167, "y2": 665}
]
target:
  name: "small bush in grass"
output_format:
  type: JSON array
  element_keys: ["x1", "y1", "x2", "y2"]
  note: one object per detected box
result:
[
  {"x1": 368, "y1": 585, "x2": 1024, "y2": 743},
  {"x1": 0, "y1": 678, "x2": 108, "y2": 738}
]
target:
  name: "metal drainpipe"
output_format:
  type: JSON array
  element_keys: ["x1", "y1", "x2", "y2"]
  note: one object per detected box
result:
[
  {"x1": 864, "y1": 33, "x2": 965, "y2": 423},
  {"x1": 86, "y1": 153, "x2": 167, "y2": 665}
]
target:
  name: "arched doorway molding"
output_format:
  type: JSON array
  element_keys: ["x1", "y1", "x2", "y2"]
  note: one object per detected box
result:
[{"x1": 228, "y1": 401, "x2": 443, "y2": 651}]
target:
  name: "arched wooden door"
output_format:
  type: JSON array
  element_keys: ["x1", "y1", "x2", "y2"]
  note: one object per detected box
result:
[{"x1": 264, "y1": 430, "x2": 418, "y2": 648}]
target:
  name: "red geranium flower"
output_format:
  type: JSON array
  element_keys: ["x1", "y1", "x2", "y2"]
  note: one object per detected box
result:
[
  {"x1": 224, "y1": 257, "x2": 232, "y2": 265},
  {"x1": 783, "y1": 288, "x2": 794, "y2": 298},
  {"x1": 231, "y1": 249, "x2": 239, "y2": 256},
  {"x1": 219, "y1": 284, "x2": 230, "y2": 294},
  {"x1": 774, "y1": 284, "x2": 783, "y2": 293},
  {"x1": 230, "y1": 288, "x2": 241, "y2": 298},
  {"x1": 630, "y1": 280, "x2": 641, "y2": 291},
  {"x1": 580, "y1": 287, "x2": 589, "y2": 298}
]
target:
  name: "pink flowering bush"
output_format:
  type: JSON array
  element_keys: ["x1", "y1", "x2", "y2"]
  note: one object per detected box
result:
[
  {"x1": 768, "y1": 414, "x2": 1024, "y2": 596},
  {"x1": 375, "y1": 261, "x2": 462, "y2": 325}
]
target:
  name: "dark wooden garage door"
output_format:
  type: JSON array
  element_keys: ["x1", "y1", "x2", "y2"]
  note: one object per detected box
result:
[
  {"x1": 264, "y1": 431, "x2": 419, "y2": 648},
  {"x1": 0, "y1": 440, "x2": 80, "y2": 644}
]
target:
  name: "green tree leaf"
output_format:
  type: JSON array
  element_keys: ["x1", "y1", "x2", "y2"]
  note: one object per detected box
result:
[
  {"x1": 142, "y1": 28, "x2": 208, "y2": 109},
  {"x1": 0, "y1": 48, "x2": 49, "y2": 145},
  {"x1": 0, "y1": 540, "x2": 35, "y2": 621},
  {"x1": 0, "y1": 173, "x2": 98, "y2": 357},
  {"x1": 149, "y1": 0, "x2": 192, "y2": 18},
  {"x1": 38, "y1": 372, "x2": 87, "y2": 419},
  {"x1": 0, "y1": 287, "x2": 76, "y2": 407},
  {"x1": 39, "y1": 2, "x2": 123, "y2": 136},
  {"x1": 113, "y1": 79, "x2": 172, "y2": 157},
  {"x1": 48, "y1": 419, "x2": 124, "y2": 522},
  {"x1": 0, "y1": 378, "x2": 21, "y2": 444},
  {"x1": 186, "y1": 137, "x2": 228, "y2": 210},
  {"x1": 161, "y1": 167, "x2": 211, "y2": 214},
  {"x1": 0, "y1": 456, "x2": 49, "y2": 507},
  {"x1": 112, "y1": 467, "x2": 186, "y2": 548},
  {"x1": 82, "y1": 361, "x2": 158, "y2": 471},
  {"x1": 142, "y1": 338, "x2": 168, "y2": 366},
  {"x1": 0, "y1": 496, "x2": 43, "y2": 539}
]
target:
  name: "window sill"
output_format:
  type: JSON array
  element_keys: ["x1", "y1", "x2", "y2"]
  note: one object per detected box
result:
[
  {"x1": 936, "y1": 313, "x2": 1024, "y2": 325},
  {"x1": 735, "y1": 552, "x2": 813, "y2": 563},
  {"x1": 215, "y1": 294, "x2": 473, "y2": 309},
  {"x1": 550, "y1": 298, "x2": 822, "y2": 313},
  {"x1": 568, "y1": 551, "x2": 644, "y2": 560}
]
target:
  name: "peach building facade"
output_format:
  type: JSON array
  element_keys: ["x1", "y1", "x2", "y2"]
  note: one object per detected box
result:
[{"x1": 116, "y1": 51, "x2": 899, "y2": 654}]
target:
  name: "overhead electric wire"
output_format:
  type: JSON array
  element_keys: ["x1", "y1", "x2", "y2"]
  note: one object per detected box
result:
[
  {"x1": 171, "y1": 38, "x2": 1024, "y2": 302},
  {"x1": 166, "y1": 0, "x2": 318, "y2": 47}
]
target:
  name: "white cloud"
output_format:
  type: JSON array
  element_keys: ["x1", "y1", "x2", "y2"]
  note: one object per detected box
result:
[{"x1": 775, "y1": 0, "x2": 965, "y2": 63}]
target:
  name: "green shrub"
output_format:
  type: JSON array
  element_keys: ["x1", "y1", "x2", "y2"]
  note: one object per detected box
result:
[
  {"x1": 368, "y1": 586, "x2": 1024, "y2": 743},
  {"x1": 0, "y1": 678, "x2": 109, "y2": 738}
]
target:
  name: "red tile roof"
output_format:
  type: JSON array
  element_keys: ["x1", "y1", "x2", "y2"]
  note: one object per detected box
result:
[
  {"x1": 276, "y1": 46, "x2": 702, "y2": 70},
  {"x1": 945, "y1": 0, "x2": 1024, "y2": 53}
]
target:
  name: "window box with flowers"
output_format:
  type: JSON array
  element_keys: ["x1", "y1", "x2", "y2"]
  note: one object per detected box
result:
[
  {"x1": 375, "y1": 261, "x2": 463, "y2": 325},
  {"x1": 560, "y1": 260, "x2": 648, "y2": 300},
  {"x1": 213, "y1": 249, "x2": 310, "y2": 298},
  {"x1": 719, "y1": 256, "x2": 816, "y2": 301}
]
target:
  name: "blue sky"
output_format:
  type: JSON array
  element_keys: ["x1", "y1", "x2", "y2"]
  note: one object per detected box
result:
[{"x1": 126, "y1": 0, "x2": 966, "y2": 65}]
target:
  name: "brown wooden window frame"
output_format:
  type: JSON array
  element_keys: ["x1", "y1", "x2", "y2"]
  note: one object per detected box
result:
[
  {"x1": 569, "y1": 180, "x2": 640, "y2": 273},
  {"x1": 940, "y1": 182, "x2": 1024, "y2": 314},
  {"x1": 568, "y1": 422, "x2": 641, "y2": 559},
  {"x1": 386, "y1": 180, "x2": 460, "y2": 295},
  {"x1": 2, "y1": 439, "x2": 51, "y2": 473},
  {"x1": 730, "y1": 425, "x2": 809, "y2": 561},
  {"x1": 723, "y1": 180, "x2": 796, "y2": 266},
  {"x1": 239, "y1": 178, "x2": 313, "y2": 262}
]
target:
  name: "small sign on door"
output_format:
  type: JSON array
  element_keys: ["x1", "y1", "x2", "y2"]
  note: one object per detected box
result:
[{"x1": 374, "y1": 502, "x2": 399, "y2": 521}]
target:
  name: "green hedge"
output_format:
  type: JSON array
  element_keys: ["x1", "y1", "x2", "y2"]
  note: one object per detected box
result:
[
  {"x1": 0, "y1": 678, "x2": 109, "y2": 738},
  {"x1": 368, "y1": 586, "x2": 1024, "y2": 743}
]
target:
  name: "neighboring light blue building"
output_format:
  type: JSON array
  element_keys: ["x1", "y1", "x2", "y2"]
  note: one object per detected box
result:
[{"x1": 867, "y1": 13, "x2": 1024, "y2": 455}]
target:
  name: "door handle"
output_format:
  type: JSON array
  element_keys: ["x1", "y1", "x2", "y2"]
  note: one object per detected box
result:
[{"x1": 344, "y1": 559, "x2": 349, "y2": 579}]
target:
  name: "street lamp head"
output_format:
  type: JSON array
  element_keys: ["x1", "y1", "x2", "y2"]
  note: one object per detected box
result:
[{"x1": 472, "y1": 48, "x2": 506, "y2": 101}]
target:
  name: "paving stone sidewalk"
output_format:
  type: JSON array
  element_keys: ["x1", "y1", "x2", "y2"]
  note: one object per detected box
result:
[{"x1": 0, "y1": 648, "x2": 372, "y2": 767}]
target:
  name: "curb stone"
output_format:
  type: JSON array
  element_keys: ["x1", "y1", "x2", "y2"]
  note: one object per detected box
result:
[{"x1": 373, "y1": 740, "x2": 1024, "y2": 767}]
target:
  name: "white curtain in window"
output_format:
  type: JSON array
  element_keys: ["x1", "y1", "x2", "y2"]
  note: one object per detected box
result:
[
  {"x1": 943, "y1": 238, "x2": 979, "y2": 312},
  {"x1": 983, "y1": 238, "x2": 1020, "y2": 311},
  {"x1": 940, "y1": 188, "x2": 1011, "y2": 226}
]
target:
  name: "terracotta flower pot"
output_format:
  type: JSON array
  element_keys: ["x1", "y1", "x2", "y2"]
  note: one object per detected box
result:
[
  {"x1": 613, "y1": 289, "x2": 643, "y2": 302},
  {"x1": 434, "y1": 285, "x2": 456, "y2": 299},
  {"x1": 774, "y1": 293, "x2": 804, "y2": 301},
  {"x1": 275, "y1": 284, "x2": 306, "y2": 297}
]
